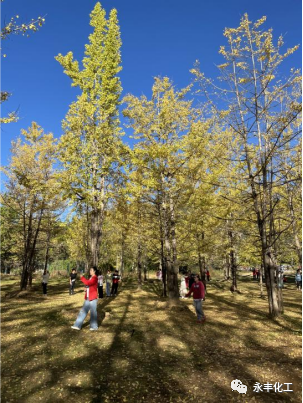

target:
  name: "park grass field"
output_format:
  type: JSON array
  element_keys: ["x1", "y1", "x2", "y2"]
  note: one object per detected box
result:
[{"x1": 1, "y1": 272, "x2": 302, "y2": 403}]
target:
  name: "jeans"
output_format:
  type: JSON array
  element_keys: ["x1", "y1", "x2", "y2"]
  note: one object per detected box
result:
[
  {"x1": 42, "y1": 283, "x2": 47, "y2": 295},
  {"x1": 98, "y1": 285, "x2": 103, "y2": 298},
  {"x1": 106, "y1": 282, "x2": 111, "y2": 296},
  {"x1": 70, "y1": 281, "x2": 75, "y2": 294},
  {"x1": 193, "y1": 299, "x2": 204, "y2": 320},
  {"x1": 74, "y1": 299, "x2": 98, "y2": 329}
]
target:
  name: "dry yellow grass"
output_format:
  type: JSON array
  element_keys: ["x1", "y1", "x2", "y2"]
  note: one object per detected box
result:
[{"x1": 1, "y1": 272, "x2": 301, "y2": 402}]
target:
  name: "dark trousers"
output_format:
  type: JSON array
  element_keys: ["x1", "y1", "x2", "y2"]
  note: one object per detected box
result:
[
  {"x1": 70, "y1": 281, "x2": 75, "y2": 294},
  {"x1": 111, "y1": 283, "x2": 118, "y2": 295},
  {"x1": 98, "y1": 285, "x2": 103, "y2": 298},
  {"x1": 42, "y1": 283, "x2": 47, "y2": 295}
]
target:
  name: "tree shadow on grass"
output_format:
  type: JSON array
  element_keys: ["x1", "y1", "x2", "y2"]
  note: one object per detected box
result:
[{"x1": 1, "y1": 276, "x2": 301, "y2": 403}]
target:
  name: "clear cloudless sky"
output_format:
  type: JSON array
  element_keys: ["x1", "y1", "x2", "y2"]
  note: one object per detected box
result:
[{"x1": 1, "y1": 0, "x2": 302, "y2": 170}]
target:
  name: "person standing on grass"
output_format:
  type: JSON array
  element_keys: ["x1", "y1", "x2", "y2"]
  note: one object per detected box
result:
[
  {"x1": 105, "y1": 269, "x2": 112, "y2": 297},
  {"x1": 42, "y1": 269, "x2": 50, "y2": 297},
  {"x1": 69, "y1": 268, "x2": 77, "y2": 295},
  {"x1": 97, "y1": 272, "x2": 104, "y2": 299},
  {"x1": 295, "y1": 269, "x2": 302, "y2": 291},
  {"x1": 71, "y1": 266, "x2": 98, "y2": 331},
  {"x1": 185, "y1": 275, "x2": 206, "y2": 323},
  {"x1": 111, "y1": 270, "x2": 120, "y2": 296},
  {"x1": 179, "y1": 274, "x2": 187, "y2": 298}
]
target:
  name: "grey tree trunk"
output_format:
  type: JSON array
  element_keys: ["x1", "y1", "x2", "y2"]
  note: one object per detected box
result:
[
  {"x1": 168, "y1": 195, "x2": 179, "y2": 299},
  {"x1": 20, "y1": 205, "x2": 44, "y2": 290},
  {"x1": 228, "y1": 230, "x2": 237, "y2": 291}
]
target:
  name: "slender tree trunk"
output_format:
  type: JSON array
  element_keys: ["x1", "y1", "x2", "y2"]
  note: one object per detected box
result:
[
  {"x1": 21, "y1": 205, "x2": 44, "y2": 290},
  {"x1": 137, "y1": 202, "x2": 142, "y2": 288},
  {"x1": 228, "y1": 230, "x2": 237, "y2": 291},
  {"x1": 120, "y1": 231, "x2": 125, "y2": 280},
  {"x1": 90, "y1": 176, "x2": 105, "y2": 268},
  {"x1": 137, "y1": 241, "x2": 142, "y2": 287},
  {"x1": 90, "y1": 207, "x2": 102, "y2": 267},
  {"x1": 157, "y1": 192, "x2": 167, "y2": 297},
  {"x1": 225, "y1": 254, "x2": 230, "y2": 280},
  {"x1": 259, "y1": 263, "x2": 264, "y2": 297},
  {"x1": 44, "y1": 228, "x2": 51, "y2": 272},
  {"x1": 161, "y1": 239, "x2": 167, "y2": 297},
  {"x1": 169, "y1": 194, "x2": 179, "y2": 298}
]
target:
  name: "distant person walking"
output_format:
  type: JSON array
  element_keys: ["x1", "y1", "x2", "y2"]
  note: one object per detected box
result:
[
  {"x1": 105, "y1": 269, "x2": 112, "y2": 297},
  {"x1": 256, "y1": 269, "x2": 260, "y2": 280},
  {"x1": 71, "y1": 266, "x2": 98, "y2": 331},
  {"x1": 206, "y1": 269, "x2": 210, "y2": 282},
  {"x1": 42, "y1": 270, "x2": 50, "y2": 297},
  {"x1": 69, "y1": 268, "x2": 77, "y2": 295},
  {"x1": 185, "y1": 275, "x2": 206, "y2": 323},
  {"x1": 98, "y1": 272, "x2": 104, "y2": 299},
  {"x1": 295, "y1": 269, "x2": 302, "y2": 291},
  {"x1": 252, "y1": 268, "x2": 256, "y2": 280},
  {"x1": 111, "y1": 270, "x2": 120, "y2": 296}
]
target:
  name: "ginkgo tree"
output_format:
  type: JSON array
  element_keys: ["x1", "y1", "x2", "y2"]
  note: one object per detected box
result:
[
  {"x1": 56, "y1": 2, "x2": 124, "y2": 268},
  {"x1": 1, "y1": 123, "x2": 61, "y2": 290},
  {"x1": 123, "y1": 77, "x2": 204, "y2": 298},
  {"x1": 191, "y1": 14, "x2": 302, "y2": 317}
]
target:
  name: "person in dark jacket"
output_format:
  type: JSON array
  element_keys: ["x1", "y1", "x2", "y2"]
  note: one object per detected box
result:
[
  {"x1": 71, "y1": 267, "x2": 98, "y2": 331},
  {"x1": 69, "y1": 268, "x2": 77, "y2": 295},
  {"x1": 185, "y1": 275, "x2": 206, "y2": 323},
  {"x1": 111, "y1": 270, "x2": 120, "y2": 296}
]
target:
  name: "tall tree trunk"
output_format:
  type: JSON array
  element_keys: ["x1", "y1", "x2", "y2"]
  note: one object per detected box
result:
[
  {"x1": 90, "y1": 207, "x2": 102, "y2": 267},
  {"x1": 90, "y1": 176, "x2": 105, "y2": 268},
  {"x1": 157, "y1": 191, "x2": 167, "y2": 297},
  {"x1": 228, "y1": 230, "x2": 237, "y2": 291},
  {"x1": 120, "y1": 231, "x2": 125, "y2": 279},
  {"x1": 137, "y1": 240, "x2": 142, "y2": 288},
  {"x1": 137, "y1": 202, "x2": 142, "y2": 288},
  {"x1": 161, "y1": 239, "x2": 167, "y2": 297},
  {"x1": 168, "y1": 194, "x2": 179, "y2": 299},
  {"x1": 44, "y1": 227, "x2": 51, "y2": 272},
  {"x1": 225, "y1": 254, "x2": 230, "y2": 280},
  {"x1": 21, "y1": 205, "x2": 44, "y2": 290},
  {"x1": 259, "y1": 263, "x2": 264, "y2": 298},
  {"x1": 197, "y1": 231, "x2": 206, "y2": 282}
]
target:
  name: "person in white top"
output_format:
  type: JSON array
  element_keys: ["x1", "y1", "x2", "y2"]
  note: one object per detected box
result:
[
  {"x1": 42, "y1": 270, "x2": 50, "y2": 296},
  {"x1": 179, "y1": 275, "x2": 187, "y2": 298}
]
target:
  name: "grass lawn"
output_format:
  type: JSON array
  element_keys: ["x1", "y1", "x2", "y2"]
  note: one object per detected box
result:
[{"x1": 1, "y1": 272, "x2": 301, "y2": 403}]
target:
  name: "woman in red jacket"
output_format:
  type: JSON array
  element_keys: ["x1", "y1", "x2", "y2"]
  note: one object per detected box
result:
[
  {"x1": 71, "y1": 266, "x2": 98, "y2": 331},
  {"x1": 185, "y1": 275, "x2": 206, "y2": 323}
]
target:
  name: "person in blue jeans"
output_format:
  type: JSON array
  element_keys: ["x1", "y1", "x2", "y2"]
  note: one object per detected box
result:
[
  {"x1": 295, "y1": 269, "x2": 302, "y2": 291},
  {"x1": 71, "y1": 267, "x2": 99, "y2": 331},
  {"x1": 105, "y1": 269, "x2": 112, "y2": 297}
]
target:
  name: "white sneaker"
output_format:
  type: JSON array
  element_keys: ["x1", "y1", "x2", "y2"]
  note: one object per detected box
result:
[
  {"x1": 71, "y1": 326, "x2": 80, "y2": 330},
  {"x1": 90, "y1": 328, "x2": 98, "y2": 331}
]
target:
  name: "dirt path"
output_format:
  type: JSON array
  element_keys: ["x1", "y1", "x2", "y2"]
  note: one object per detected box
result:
[{"x1": 1, "y1": 275, "x2": 301, "y2": 402}]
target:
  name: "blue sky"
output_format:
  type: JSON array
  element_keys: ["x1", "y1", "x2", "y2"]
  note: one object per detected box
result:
[{"x1": 1, "y1": 0, "x2": 302, "y2": 169}]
